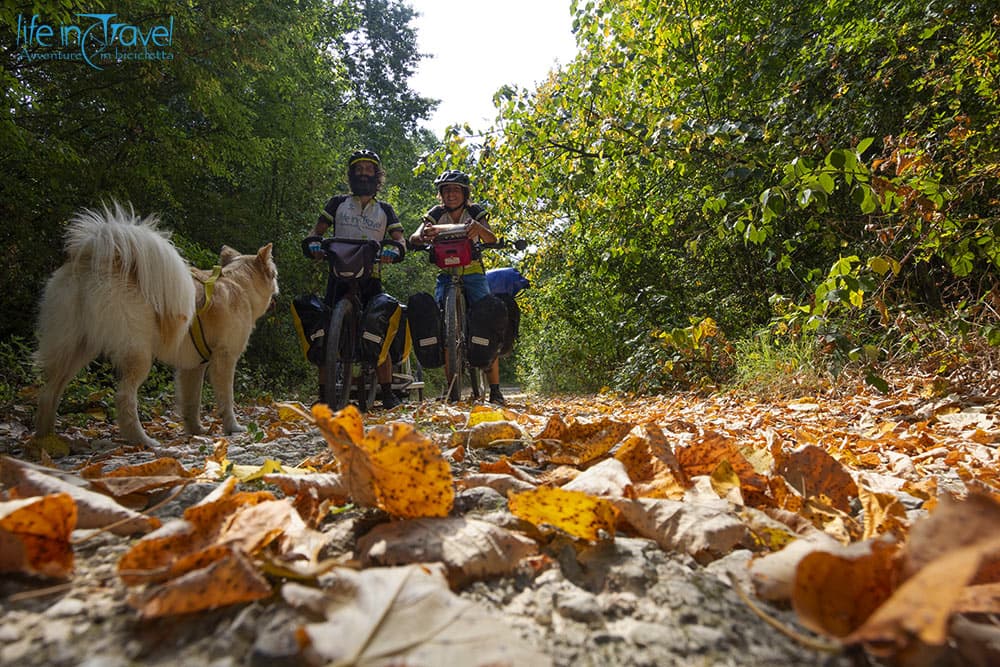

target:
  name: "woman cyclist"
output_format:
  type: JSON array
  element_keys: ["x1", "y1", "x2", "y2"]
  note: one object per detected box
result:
[{"x1": 409, "y1": 170, "x2": 505, "y2": 405}]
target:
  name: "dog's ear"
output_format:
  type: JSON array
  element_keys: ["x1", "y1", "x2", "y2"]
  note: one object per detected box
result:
[
  {"x1": 256, "y1": 243, "x2": 273, "y2": 265},
  {"x1": 220, "y1": 245, "x2": 241, "y2": 266}
]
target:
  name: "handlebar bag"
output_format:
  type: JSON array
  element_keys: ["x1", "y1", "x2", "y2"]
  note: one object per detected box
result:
[
  {"x1": 466, "y1": 294, "x2": 509, "y2": 368},
  {"x1": 329, "y1": 240, "x2": 377, "y2": 278},
  {"x1": 430, "y1": 238, "x2": 473, "y2": 270},
  {"x1": 291, "y1": 293, "x2": 332, "y2": 366},
  {"x1": 360, "y1": 293, "x2": 403, "y2": 365},
  {"x1": 406, "y1": 291, "x2": 444, "y2": 368}
]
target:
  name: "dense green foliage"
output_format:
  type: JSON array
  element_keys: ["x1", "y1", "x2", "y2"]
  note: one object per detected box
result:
[{"x1": 420, "y1": 0, "x2": 999, "y2": 393}]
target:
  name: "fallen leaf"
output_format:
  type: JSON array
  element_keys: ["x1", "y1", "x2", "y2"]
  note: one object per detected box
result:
[
  {"x1": 287, "y1": 565, "x2": 552, "y2": 666},
  {"x1": 534, "y1": 416, "x2": 632, "y2": 466},
  {"x1": 675, "y1": 431, "x2": 768, "y2": 504},
  {"x1": 561, "y1": 458, "x2": 634, "y2": 498},
  {"x1": 129, "y1": 547, "x2": 272, "y2": 618},
  {"x1": 749, "y1": 532, "x2": 841, "y2": 601},
  {"x1": 451, "y1": 420, "x2": 525, "y2": 449},
  {"x1": 0, "y1": 493, "x2": 76, "y2": 578},
  {"x1": 845, "y1": 536, "x2": 1000, "y2": 655},
  {"x1": 357, "y1": 517, "x2": 539, "y2": 586},
  {"x1": 263, "y1": 472, "x2": 350, "y2": 505},
  {"x1": 903, "y1": 493, "x2": 1000, "y2": 580},
  {"x1": 710, "y1": 459, "x2": 744, "y2": 505},
  {"x1": 304, "y1": 404, "x2": 454, "y2": 517},
  {"x1": 3, "y1": 456, "x2": 159, "y2": 535},
  {"x1": 776, "y1": 444, "x2": 858, "y2": 513},
  {"x1": 230, "y1": 458, "x2": 285, "y2": 482},
  {"x1": 792, "y1": 537, "x2": 901, "y2": 637},
  {"x1": 456, "y1": 473, "x2": 536, "y2": 496},
  {"x1": 615, "y1": 497, "x2": 751, "y2": 564},
  {"x1": 858, "y1": 485, "x2": 908, "y2": 540},
  {"x1": 614, "y1": 424, "x2": 687, "y2": 499},
  {"x1": 508, "y1": 487, "x2": 617, "y2": 541}
]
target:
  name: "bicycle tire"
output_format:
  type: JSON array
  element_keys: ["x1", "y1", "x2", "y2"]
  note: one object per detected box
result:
[
  {"x1": 324, "y1": 299, "x2": 356, "y2": 410},
  {"x1": 444, "y1": 285, "x2": 464, "y2": 402}
]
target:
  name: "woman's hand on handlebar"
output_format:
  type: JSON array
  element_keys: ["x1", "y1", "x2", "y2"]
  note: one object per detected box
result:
[{"x1": 417, "y1": 223, "x2": 439, "y2": 244}]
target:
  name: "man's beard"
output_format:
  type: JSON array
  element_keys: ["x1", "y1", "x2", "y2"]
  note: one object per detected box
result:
[{"x1": 349, "y1": 173, "x2": 377, "y2": 196}]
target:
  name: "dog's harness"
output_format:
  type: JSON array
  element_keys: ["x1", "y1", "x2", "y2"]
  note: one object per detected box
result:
[{"x1": 189, "y1": 265, "x2": 222, "y2": 364}]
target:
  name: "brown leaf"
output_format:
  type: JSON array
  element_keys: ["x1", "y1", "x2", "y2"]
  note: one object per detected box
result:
[
  {"x1": 903, "y1": 493, "x2": 1000, "y2": 581},
  {"x1": 450, "y1": 420, "x2": 525, "y2": 449},
  {"x1": 263, "y1": 472, "x2": 350, "y2": 505},
  {"x1": 616, "y1": 497, "x2": 751, "y2": 564},
  {"x1": 129, "y1": 547, "x2": 272, "y2": 618},
  {"x1": 776, "y1": 444, "x2": 858, "y2": 513},
  {"x1": 792, "y1": 538, "x2": 901, "y2": 637},
  {"x1": 562, "y1": 458, "x2": 634, "y2": 498},
  {"x1": 0, "y1": 493, "x2": 76, "y2": 578},
  {"x1": 305, "y1": 404, "x2": 454, "y2": 517},
  {"x1": 2, "y1": 456, "x2": 159, "y2": 535},
  {"x1": 534, "y1": 416, "x2": 632, "y2": 466},
  {"x1": 614, "y1": 424, "x2": 687, "y2": 499},
  {"x1": 845, "y1": 536, "x2": 1000, "y2": 655},
  {"x1": 357, "y1": 517, "x2": 538, "y2": 587},
  {"x1": 858, "y1": 485, "x2": 908, "y2": 540},
  {"x1": 675, "y1": 431, "x2": 768, "y2": 504}
]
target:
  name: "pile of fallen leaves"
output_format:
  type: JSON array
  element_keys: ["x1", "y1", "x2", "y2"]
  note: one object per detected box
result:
[{"x1": 2, "y1": 383, "x2": 1000, "y2": 665}]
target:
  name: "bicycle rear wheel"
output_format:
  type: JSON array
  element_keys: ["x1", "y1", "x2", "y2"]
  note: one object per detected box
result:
[
  {"x1": 324, "y1": 299, "x2": 357, "y2": 410},
  {"x1": 443, "y1": 286, "x2": 464, "y2": 402}
]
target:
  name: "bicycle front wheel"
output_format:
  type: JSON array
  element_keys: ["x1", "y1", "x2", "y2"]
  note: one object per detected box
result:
[
  {"x1": 443, "y1": 286, "x2": 464, "y2": 402},
  {"x1": 324, "y1": 299, "x2": 357, "y2": 410}
]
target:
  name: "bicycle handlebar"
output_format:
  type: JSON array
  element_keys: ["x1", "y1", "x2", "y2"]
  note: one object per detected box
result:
[
  {"x1": 320, "y1": 237, "x2": 406, "y2": 264},
  {"x1": 407, "y1": 237, "x2": 527, "y2": 252}
]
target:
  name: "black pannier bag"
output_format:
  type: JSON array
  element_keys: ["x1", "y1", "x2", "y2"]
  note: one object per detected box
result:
[
  {"x1": 495, "y1": 293, "x2": 520, "y2": 357},
  {"x1": 359, "y1": 293, "x2": 403, "y2": 365},
  {"x1": 466, "y1": 294, "x2": 509, "y2": 368},
  {"x1": 406, "y1": 292, "x2": 444, "y2": 368},
  {"x1": 389, "y1": 303, "x2": 412, "y2": 365},
  {"x1": 291, "y1": 294, "x2": 331, "y2": 366}
]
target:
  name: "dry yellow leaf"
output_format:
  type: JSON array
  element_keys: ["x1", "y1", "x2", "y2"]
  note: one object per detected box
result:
[
  {"x1": 508, "y1": 487, "x2": 617, "y2": 541},
  {"x1": 362, "y1": 423, "x2": 454, "y2": 518}
]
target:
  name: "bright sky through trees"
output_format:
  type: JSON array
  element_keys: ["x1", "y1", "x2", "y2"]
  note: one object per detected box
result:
[{"x1": 408, "y1": 0, "x2": 578, "y2": 136}]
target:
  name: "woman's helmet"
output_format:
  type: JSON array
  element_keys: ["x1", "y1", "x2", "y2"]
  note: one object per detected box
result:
[{"x1": 433, "y1": 170, "x2": 470, "y2": 192}]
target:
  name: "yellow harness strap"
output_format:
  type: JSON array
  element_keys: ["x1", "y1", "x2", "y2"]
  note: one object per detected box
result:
[{"x1": 189, "y1": 265, "x2": 222, "y2": 364}]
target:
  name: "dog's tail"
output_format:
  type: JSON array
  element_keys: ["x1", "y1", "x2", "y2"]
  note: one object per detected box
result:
[{"x1": 64, "y1": 201, "x2": 196, "y2": 347}]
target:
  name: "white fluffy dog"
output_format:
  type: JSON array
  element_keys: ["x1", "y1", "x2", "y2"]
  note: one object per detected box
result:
[{"x1": 34, "y1": 203, "x2": 278, "y2": 446}]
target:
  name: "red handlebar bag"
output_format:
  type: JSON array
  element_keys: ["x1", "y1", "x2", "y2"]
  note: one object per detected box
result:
[{"x1": 431, "y1": 238, "x2": 473, "y2": 269}]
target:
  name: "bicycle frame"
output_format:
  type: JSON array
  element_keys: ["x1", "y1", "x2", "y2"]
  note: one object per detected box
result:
[
  {"x1": 439, "y1": 269, "x2": 483, "y2": 402},
  {"x1": 320, "y1": 237, "x2": 405, "y2": 411}
]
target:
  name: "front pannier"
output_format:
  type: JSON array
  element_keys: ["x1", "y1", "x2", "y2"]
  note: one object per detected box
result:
[
  {"x1": 291, "y1": 294, "x2": 331, "y2": 366},
  {"x1": 466, "y1": 294, "x2": 508, "y2": 368},
  {"x1": 359, "y1": 293, "x2": 402, "y2": 365},
  {"x1": 406, "y1": 292, "x2": 444, "y2": 368}
]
